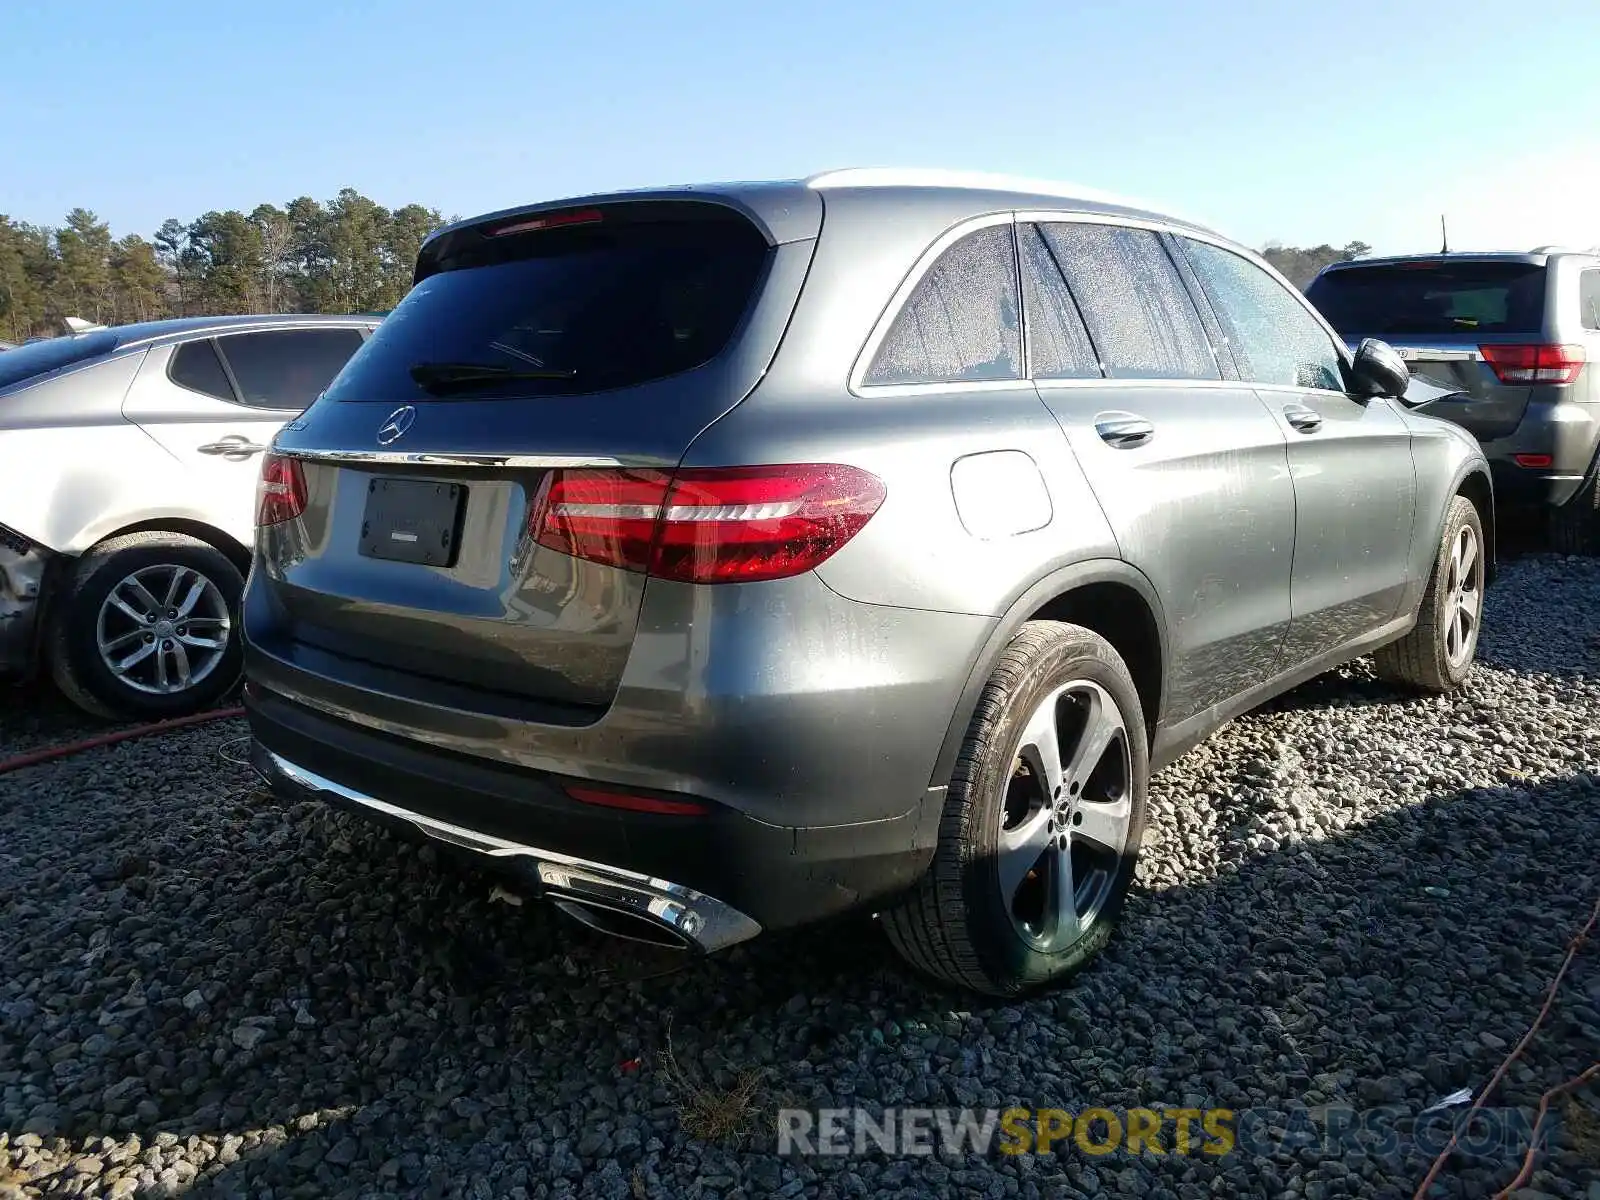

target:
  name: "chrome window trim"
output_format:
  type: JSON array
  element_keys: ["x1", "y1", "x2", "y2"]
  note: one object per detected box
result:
[{"x1": 852, "y1": 207, "x2": 1358, "y2": 399}]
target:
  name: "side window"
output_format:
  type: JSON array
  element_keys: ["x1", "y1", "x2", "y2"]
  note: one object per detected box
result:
[
  {"x1": 1581, "y1": 270, "x2": 1600, "y2": 331},
  {"x1": 168, "y1": 339, "x2": 235, "y2": 401},
  {"x1": 1018, "y1": 224, "x2": 1102, "y2": 379},
  {"x1": 1179, "y1": 238, "x2": 1345, "y2": 391},
  {"x1": 215, "y1": 328, "x2": 365, "y2": 410},
  {"x1": 863, "y1": 224, "x2": 1022, "y2": 386},
  {"x1": 1040, "y1": 223, "x2": 1218, "y2": 381}
]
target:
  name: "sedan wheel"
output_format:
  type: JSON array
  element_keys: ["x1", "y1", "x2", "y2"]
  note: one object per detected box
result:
[
  {"x1": 50, "y1": 531, "x2": 245, "y2": 720},
  {"x1": 96, "y1": 564, "x2": 233, "y2": 695}
]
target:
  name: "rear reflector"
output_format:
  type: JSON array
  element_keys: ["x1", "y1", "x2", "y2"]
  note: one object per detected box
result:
[
  {"x1": 1513, "y1": 453, "x2": 1554, "y2": 469},
  {"x1": 256, "y1": 453, "x2": 307, "y2": 527},
  {"x1": 563, "y1": 785, "x2": 708, "y2": 815},
  {"x1": 1480, "y1": 343, "x2": 1586, "y2": 385},
  {"x1": 530, "y1": 464, "x2": 886, "y2": 584}
]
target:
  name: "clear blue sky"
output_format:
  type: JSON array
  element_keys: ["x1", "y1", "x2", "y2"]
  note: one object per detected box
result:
[{"x1": 4, "y1": 0, "x2": 1598, "y2": 255}]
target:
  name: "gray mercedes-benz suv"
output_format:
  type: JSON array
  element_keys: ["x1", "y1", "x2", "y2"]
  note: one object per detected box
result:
[
  {"x1": 243, "y1": 170, "x2": 1493, "y2": 996},
  {"x1": 1308, "y1": 248, "x2": 1600, "y2": 554}
]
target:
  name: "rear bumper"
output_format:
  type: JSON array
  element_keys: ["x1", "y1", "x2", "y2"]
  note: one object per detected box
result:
[
  {"x1": 1485, "y1": 399, "x2": 1600, "y2": 507},
  {"x1": 244, "y1": 680, "x2": 944, "y2": 934},
  {"x1": 1486, "y1": 458, "x2": 1592, "y2": 508},
  {"x1": 255, "y1": 744, "x2": 763, "y2": 951}
]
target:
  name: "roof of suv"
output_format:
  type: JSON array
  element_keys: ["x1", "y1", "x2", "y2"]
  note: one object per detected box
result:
[
  {"x1": 419, "y1": 168, "x2": 1224, "y2": 257},
  {"x1": 106, "y1": 312, "x2": 376, "y2": 351},
  {"x1": 1321, "y1": 248, "x2": 1600, "y2": 272}
]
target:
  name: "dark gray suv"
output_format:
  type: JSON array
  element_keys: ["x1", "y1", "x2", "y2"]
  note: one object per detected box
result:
[
  {"x1": 243, "y1": 170, "x2": 1493, "y2": 996},
  {"x1": 1308, "y1": 248, "x2": 1600, "y2": 553}
]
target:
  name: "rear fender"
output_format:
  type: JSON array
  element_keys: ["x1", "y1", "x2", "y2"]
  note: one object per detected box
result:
[{"x1": 926, "y1": 558, "x2": 1169, "y2": 789}]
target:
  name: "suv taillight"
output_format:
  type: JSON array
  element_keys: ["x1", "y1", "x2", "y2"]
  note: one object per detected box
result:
[
  {"x1": 530, "y1": 464, "x2": 886, "y2": 584},
  {"x1": 1480, "y1": 343, "x2": 1586, "y2": 385},
  {"x1": 256, "y1": 453, "x2": 307, "y2": 527}
]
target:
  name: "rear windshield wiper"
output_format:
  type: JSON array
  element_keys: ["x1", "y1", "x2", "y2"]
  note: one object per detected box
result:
[{"x1": 409, "y1": 361, "x2": 577, "y2": 393}]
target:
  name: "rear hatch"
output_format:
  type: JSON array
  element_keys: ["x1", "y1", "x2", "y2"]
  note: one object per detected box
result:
[
  {"x1": 256, "y1": 193, "x2": 820, "y2": 717},
  {"x1": 1306, "y1": 258, "x2": 1552, "y2": 439}
]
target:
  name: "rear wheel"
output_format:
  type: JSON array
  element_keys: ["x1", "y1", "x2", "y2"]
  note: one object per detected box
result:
[
  {"x1": 882, "y1": 621, "x2": 1149, "y2": 997},
  {"x1": 1374, "y1": 494, "x2": 1484, "y2": 692},
  {"x1": 48, "y1": 532, "x2": 244, "y2": 720},
  {"x1": 1548, "y1": 468, "x2": 1600, "y2": 556}
]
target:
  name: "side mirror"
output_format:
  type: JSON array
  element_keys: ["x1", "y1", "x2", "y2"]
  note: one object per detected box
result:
[{"x1": 1349, "y1": 337, "x2": 1409, "y2": 400}]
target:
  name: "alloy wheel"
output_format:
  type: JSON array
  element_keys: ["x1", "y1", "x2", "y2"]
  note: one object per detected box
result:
[
  {"x1": 95, "y1": 564, "x2": 232, "y2": 695},
  {"x1": 997, "y1": 680, "x2": 1133, "y2": 952}
]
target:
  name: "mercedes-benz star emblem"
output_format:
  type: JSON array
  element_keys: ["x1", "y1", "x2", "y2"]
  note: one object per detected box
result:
[{"x1": 376, "y1": 405, "x2": 416, "y2": 445}]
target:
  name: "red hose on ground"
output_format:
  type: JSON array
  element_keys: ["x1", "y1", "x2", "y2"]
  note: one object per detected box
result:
[{"x1": 0, "y1": 706, "x2": 246, "y2": 778}]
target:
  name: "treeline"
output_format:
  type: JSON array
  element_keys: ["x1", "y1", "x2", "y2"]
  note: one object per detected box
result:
[
  {"x1": 1262, "y1": 241, "x2": 1372, "y2": 289},
  {"x1": 0, "y1": 188, "x2": 1370, "y2": 342},
  {"x1": 0, "y1": 189, "x2": 446, "y2": 342}
]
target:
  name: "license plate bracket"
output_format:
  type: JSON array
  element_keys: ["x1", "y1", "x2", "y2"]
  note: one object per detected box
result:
[{"x1": 358, "y1": 477, "x2": 465, "y2": 567}]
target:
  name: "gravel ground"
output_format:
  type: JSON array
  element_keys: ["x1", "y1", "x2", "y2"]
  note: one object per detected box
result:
[{"x1": 2, "y1": 551, "x2": 1597, "y2": 1200}]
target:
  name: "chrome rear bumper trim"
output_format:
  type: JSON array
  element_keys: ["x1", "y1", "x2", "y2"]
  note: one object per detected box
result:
[{"x1": 262, "y1": 750, "x2": 763, "y2": 954}]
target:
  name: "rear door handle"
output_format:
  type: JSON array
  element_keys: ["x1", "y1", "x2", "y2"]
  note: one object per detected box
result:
[
  {"x1": 197, "y1": 435, "x2": 270, "y2": 457},
  {"x1": 1283, "y1": 405, "x2": 1323, "y2": 434},
  {"x1": 1094, "y1": 414, "x2": 1155, "y2": 449}
]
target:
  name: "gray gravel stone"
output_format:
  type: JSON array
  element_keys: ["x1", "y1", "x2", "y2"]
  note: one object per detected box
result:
[{"x1": 1, "y1": 551, "x2": 1596, "y2": 1200}]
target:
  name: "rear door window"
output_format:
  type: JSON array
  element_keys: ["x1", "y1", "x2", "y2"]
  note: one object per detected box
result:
[
  {"x1": 1179, "y1": 237, "x2": 1345, "y2": 392},
  {"x1": 1018, "y1": 224, "x2": 1102, "y2": 380},
  {"x1": 326, "y1": 206, "x2": 771, "y2": 401},
  {"x1": 1581, "y1": 270, "x2": 1600, "y2": 330},
  {"x1": 863, "y1": 223, "x2": 1022, "y2": 386},
  {"x1": 1306, "y1": 261, "x2": 1547, "y2": 336},
  {"x1": 1040, "y1": 223, "x2": 1218, "y2": 381},
  {"x1": 216, "y1": 328, "x2": 365, "y2": 410},
  {"x1": 168, "y1": 339, "x2": 236, "y2": 401}
]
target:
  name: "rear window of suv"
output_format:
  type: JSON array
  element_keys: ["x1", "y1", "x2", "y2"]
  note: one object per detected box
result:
[
  {"x1": 0, "y1": 330, "x2": 118, "y2": 391},
  {"x1": 1306, "y1": 261, "x2": 1547, "y2": 337},
  {"x1": 324, "y1": 203, "x2": 770, "y2": 402}
]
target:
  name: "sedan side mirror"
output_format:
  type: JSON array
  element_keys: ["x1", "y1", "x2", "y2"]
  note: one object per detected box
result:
[{"x1": 1349, "y1": 337, "x2": 1410, "y2": 400}]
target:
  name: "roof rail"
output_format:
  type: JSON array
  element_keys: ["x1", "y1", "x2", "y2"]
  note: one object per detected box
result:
[{"x1": 802, "y1": 166, "x2": 1198, "y2": 222}]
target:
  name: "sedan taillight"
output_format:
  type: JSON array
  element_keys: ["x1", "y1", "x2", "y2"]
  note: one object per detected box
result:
[
  {"x1": 530, "y1": 464, "x2": 887, "y2": 584},
  {"x1": 256, "y1": 453, "x2": 307, "y2": 527}
]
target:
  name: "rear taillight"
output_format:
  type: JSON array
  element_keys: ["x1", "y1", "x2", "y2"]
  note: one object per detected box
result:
[
  {"x1": 1480, "y1": 343, "x2": 1587, "y2": 385},
  {"x1": 530, "y1": 464, "x2": 886, "y2": 584},
  {"x1": 256, "y1": 453, "x2": 307, "y2": 527}
]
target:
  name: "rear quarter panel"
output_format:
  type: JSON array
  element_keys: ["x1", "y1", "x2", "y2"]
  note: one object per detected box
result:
[
  {"x1": 700, "y1": 194, "x2": 1119, "y2": 618},
  {"x1": 0, "y1": 351, "x2": 199, "y2": 554}
]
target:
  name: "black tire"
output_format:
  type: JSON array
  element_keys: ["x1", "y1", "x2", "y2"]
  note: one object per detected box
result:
[
  {"x1": 1374, "y1": 494, "x2": 1484, "y2": 693},
  {"x1": 48, "y1": 532, "x2": 245, "y2": 720},
  {"x1": 1548, "y1": 467, "x2": 1600, "y2": 556},
  {"x1": 881, "y1": 621, "x2": 1149, "y2": 997}
]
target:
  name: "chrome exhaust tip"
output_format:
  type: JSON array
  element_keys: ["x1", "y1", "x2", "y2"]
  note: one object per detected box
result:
[{"x1": 549, "y1": 896, "x2": 694, "y2": 950}]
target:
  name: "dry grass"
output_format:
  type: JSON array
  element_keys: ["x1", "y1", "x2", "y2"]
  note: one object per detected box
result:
[
  {"x1": 657, "y1": 1024, "x2": 767, "y2": 1145},
  {"x1": 1564, "y1": 1091, "x2": 1600, "y2": 1167}
]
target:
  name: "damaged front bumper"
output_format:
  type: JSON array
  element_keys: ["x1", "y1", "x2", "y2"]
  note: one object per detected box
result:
[{"x1": 0, "y1": 524, "x2": 52, "y2": 678}]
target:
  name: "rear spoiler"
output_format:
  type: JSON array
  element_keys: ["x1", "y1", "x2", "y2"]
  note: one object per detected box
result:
[{"x1": 61, "y1": 316, "x2": 107, "y2": 334}]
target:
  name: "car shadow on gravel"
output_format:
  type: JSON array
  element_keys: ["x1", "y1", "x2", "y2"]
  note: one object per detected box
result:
[{"x1": 4, "y1": 739, "x2": 1598, "y2": 1197}]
